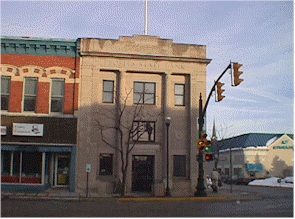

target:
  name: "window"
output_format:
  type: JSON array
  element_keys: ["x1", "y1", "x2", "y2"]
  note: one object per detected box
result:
[
  {"x1": 225, "y1": 168, "x2": 229, "y2": 176},
  {"x1": 1, "y1": 151, "x2": 43, "y2": 184},
  {"x1": 173, "y1": 155, "x2": 186, "y2": 177},
  {"x1": 1, "y1": 76, "x2": 10, "y2": 110},
  {"x1": 103, "y1": 80, "x2": 114, "y2": 103},
  {"x1": 99, "y1": 154, "x2": 113, "y2": 176},
  {"x1": 24, "y1": 78, "x2": 38, "y2": 112},
  {"x1": 134, "y1": 82, "x2": 156, "y2": 104},
  {"x1": 175, "y1": 84, "x2": 185, "y2": 106},
  {"x1": 233, "y1": 168, "x2": 242, "y2": 177},
  {"x1": 51, "y1": 78, "x2": 65, "y2": 113},
  {"x1": 132, "y1": 121, "x2": 155, "y2": 142}
]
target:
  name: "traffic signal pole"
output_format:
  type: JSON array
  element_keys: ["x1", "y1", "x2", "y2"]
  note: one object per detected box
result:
[{"x1": 195, "y1": 63, "x2": 232, "y2": 197}]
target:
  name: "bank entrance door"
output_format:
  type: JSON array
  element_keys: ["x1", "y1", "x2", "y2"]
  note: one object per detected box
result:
[
  {"x1": 132, "y1": 155, "x2": 154, "y2": 192},
  {"x1": 54, "y1": 155, "x2": 70, "y2": 186}
]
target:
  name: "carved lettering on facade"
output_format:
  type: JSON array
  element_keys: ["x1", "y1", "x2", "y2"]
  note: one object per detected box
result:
[{"x1": 97, "y1": 59, "x2": 187, "y2": 71}]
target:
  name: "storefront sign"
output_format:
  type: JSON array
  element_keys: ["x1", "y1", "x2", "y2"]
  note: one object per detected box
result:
[
  {"x1": 13, "y1": 123, "x2": 44, "y2": 136},
  {"x1": 1, "y1": 126, "x2": 7, "y2": 135},
  {"x1": 246, "y1": 164, "x2": 263, "y2": 172},
  {"x1": 273, "y1": 146, "x2": 293, "y2": 149}
]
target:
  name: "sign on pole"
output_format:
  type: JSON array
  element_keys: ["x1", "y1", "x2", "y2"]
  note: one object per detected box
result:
[{"x1": 86, "y1": 164, "x2": 91, "y2": 173}]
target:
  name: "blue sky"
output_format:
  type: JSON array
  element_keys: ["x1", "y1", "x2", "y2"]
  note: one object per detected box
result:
[{"x1": 1, "y1": 1, "x2": 293, "y2": 138}]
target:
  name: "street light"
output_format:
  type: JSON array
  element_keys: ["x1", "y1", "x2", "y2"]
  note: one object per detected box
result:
[{"x1": 165, "y1": 116, "x2": 171, "y2": 197}]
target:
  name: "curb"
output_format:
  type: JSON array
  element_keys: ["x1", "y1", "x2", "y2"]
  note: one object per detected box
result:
[
  {"x1": 117, "y1": 196, "x2": 229, "y2": 202},
  {"x1": 2, "y1": 192, "x2": 262, "y2": 202}
]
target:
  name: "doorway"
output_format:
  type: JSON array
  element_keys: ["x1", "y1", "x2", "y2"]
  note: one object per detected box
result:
[
  {"x1": 54, "y1": 155, "x2": 70, "y2": 186},
  {"x1": 132, "y1": 155, "x2": 154, "y2": 192}
]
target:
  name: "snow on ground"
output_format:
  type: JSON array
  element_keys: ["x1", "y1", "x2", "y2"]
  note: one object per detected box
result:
[{"x1": 248, "y1": 176, "x2": 293, "y2": 188}]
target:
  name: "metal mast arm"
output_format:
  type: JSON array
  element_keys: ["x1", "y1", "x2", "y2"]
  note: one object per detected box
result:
[{"x1": 202, "y1": 63, "x2": 231, "y2": 121}]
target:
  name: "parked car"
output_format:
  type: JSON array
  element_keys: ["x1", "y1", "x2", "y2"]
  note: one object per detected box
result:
[{"x1": 222, "y1": 175, "x2": 255, "y2": 185}]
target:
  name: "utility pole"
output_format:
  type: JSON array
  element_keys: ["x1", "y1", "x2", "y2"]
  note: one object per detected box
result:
[{"x1": 195, "y1": 93, "x2": 206, "y2": 196}]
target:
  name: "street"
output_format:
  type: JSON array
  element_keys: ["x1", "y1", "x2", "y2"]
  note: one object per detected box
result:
[{"x1": 1, "y1": 185, "x2": 293, "y2": 217}]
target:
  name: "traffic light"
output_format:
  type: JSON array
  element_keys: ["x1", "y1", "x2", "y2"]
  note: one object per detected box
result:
[
  {"x1": 205, "y1": 140, "x2": 211, "y2": 152},
  {"x1": 198, "y1": 133, "x2": 207, "y2": 151},
  {"x1": 233, "y1": 63, "x2": 243, "y2": 86},
  {"x1": 216, "y1": 82, "x2": 225, "y2": 102},
  {"x1": 205, "y1": 154, "x2": 214, "y2": 161},
  {"x1": 204, "y1": 140, "x2": 213, "y2": 161}
]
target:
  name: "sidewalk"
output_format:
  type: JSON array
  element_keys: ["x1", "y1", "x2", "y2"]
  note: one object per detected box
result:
[{"x1": 1, "y1": 186, "x2": 262, "y2": 202}]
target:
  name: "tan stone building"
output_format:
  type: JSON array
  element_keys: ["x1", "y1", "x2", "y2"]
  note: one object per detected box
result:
[{"x1": 76, "y1": 35, "x2": 211, "y2": 196}]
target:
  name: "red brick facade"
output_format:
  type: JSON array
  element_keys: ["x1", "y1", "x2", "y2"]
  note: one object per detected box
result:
[
  {"x1": 9, "y1": 81, "x2": 23, "y2": 113},
  {"x1": 36, "y1": 82, "x2": 50, "y2": 114},
  {"x1": 1, "y1": 54, "x2": 80, "y2": 115}
]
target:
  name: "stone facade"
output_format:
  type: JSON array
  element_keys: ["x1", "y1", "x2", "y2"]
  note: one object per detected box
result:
[{"x1": 77, "y1": 35, "x2": 211, "y2": 196}]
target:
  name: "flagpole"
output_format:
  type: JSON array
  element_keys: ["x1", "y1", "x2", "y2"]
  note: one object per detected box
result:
[{"x1": 145, "y1": 0, "x2": 148, "y2": 35}]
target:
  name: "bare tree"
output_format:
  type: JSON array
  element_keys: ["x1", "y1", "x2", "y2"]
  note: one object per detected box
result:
[{"x1": 95, "y1": 89, "x2": 162, "y2": 197}]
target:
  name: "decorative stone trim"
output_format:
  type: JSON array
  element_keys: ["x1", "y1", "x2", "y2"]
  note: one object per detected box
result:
[{"x1": 0, "y1": 64, "x2": 79, "y2": 83}]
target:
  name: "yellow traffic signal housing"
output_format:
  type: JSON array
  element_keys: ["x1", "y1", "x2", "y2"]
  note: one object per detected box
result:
[
  {"x1": 216, "y1": 82, "x2": 225, "y2": 102},
  {"x1": 233, "y1": 63, "x2": 243, "y2": 86},
  {"x1": 198, "y1": 133, "x2": 207, "y2": 150},
  {"x1": 198, "y1": 139, "x2": 205, "y2": 150},
  {"x1": 201, "y1": 133, "x2": 207, "y2": 139}
]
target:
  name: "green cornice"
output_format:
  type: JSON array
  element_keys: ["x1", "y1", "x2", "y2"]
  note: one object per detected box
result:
[{"x1": 1, "y1": 36, "x2": 80, "y2": 57}]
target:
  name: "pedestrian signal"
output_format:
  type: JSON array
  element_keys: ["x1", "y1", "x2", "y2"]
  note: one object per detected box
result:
[{"x1": 205, "y1": 154, "x2": 213, "y2": 161}]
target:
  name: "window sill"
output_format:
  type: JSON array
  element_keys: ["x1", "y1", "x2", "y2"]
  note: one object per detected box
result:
[
  {"x1": 131, "y1": 141, "x2": 157, "y2": 144},
  {"x1": 96, "y1": 175, "x2": 115, "y2": 182}
]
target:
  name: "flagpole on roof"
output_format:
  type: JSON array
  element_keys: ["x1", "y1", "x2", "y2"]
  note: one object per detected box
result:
[{"x1": 145, "y1": 0, "x2": 149, "y2": 35}]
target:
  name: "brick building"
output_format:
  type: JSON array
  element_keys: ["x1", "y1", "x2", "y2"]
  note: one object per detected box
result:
[{"x1": 1, "y1": 36, "x2": 80, "y2": 192}]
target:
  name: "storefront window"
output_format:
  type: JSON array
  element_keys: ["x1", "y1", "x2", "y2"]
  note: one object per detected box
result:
[
  {"x1": 21, "y1": 152, "x2": 42, "y2": 183},
  {"x1": 1, "y1": 151, "x2": 43, "y2": 184},
  {"x1": 1, "y1": 151, "x2": 11, "y2": 176}
]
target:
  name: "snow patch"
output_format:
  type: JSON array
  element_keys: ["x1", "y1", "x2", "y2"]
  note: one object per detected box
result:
[
  {"x1": 266, "y1": 136, "x2": 278, "y2": 146},
  {"x1": 248, "y1": 176, "x2": 293, "y2": 188}
]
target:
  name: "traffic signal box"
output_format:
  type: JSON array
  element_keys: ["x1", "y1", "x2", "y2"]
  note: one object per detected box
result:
[
  {"x1": 204, "y1": 139, "x2": 213, "y2": 161},
  {"x1": 233, "y1": 63, "x2": 243, "y2": 86},
  {"x1": 198, "y1": 133, "x2": 214, "y2": 161},
  {"x1": 205, "y1": 154, "x2": 214, "y2": 161},
  {"x1": 216, "y1": 82, "x2": 225, "y2": 102}
]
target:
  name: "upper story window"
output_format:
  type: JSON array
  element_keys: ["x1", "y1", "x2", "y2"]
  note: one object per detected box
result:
[
  {"x1": 51, "y1": 78, "x2": 65, "y2": 113},
  {"x1": 175, "y1": 84, "x2": 185, "y2": 106},
  {"x1": 1, "y1": 76, "x2": 10, "y2": 111},
  {"x1": 134, "y1": 82, "x2": 156, "y2": 105},
  {"x1": 132, "y1": 121, "x2": 155, "y2": 142},
  {"x1": 103, "y1": 80, "x2": 114, "y2": 103},
  {"x1": 24, "y1": 77, "x2": 38, "y2": 112}
]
